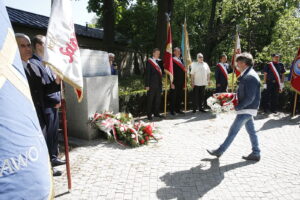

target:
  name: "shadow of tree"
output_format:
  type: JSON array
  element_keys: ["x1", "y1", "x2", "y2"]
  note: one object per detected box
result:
[
  {"x1": 257, "y1": 115, "x2": 300, "y2": 132},
  {"x1": 156, "y1": 158, "x2": 255, "y2": 200},
  {"x1": 174, "y1": 112, "x2": 216, "y2": 125}
]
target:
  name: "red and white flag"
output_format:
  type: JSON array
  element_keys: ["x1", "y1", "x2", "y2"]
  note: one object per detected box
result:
[
  {"x1": 291, "y1": 47, "x2": 300, "y2": 93},
  {"x1": 163, "y1": 21, "x2": 174, "y2": 82},
  {"x1": 231, "y1": 32, "x2": 241, "y2": 77},
  {"x1": 44, "y1": 0, "x2": 83, "y2": 102}
]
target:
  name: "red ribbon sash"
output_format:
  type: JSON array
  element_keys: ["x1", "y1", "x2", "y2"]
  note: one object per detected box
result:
[
  {"x1": 148, "y1": 59, "x2": 162, "y2": 77},
  {"x1": 173, "y1": 57, "x2": 186, "y2": 72},
  {"x1": 217, "y1": 63, "x2": 228, "y2": 80},
  {"x1": 268, "y1": 62, "x2": 281, "y2": 88}
]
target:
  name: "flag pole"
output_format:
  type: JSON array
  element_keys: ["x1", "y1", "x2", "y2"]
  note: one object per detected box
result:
[
  {"x1": 292, "y1": 92, "x2": 298, "y2": 117},
  {"x1": 184, "y1": 71, "x2": 187, "y2": 111},
  {"x1": 61, "y1": 83, "x2": 72, "y2": 191},
  {"x1": 164, "y1": 74, "x2": 168, "y2": 117}
]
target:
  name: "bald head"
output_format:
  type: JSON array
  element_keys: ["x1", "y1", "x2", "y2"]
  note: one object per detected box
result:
[{"x1": 15, "y1": 33, "x2": 32, "y2": 62}]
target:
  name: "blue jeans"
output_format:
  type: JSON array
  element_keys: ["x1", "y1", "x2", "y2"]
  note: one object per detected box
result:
[{"x1": 218, "y1": 114, "x2": 260, "y2": 155}]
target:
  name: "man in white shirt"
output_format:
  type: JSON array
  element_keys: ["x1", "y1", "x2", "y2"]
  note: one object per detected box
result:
[{"x1": 190, "y1": 53, "x2": 211, "y2": 113}]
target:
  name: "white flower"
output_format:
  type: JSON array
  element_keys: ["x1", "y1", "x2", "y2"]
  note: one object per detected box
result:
[
  {"x1": 115, "y1": 113, "x2": 121, "y2": 119},
  {"x1": 207, "y1": 97, "x2": 218, "y2": 107},
  {"x1": 120, "y1": 127, "x2": 125, "y2": 132},
  {"x1": 128, "y1": 113, "x2": 133, "y2": 118},
  {"x1": 211, "y1": 103, "x2": 222, "y2": 113}
]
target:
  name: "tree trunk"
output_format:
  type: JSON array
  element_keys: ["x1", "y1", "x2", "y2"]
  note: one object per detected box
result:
[
  {"x1": 155, "y1": 0, "x2": 174, "y2": 54},
  {"x1": 103, "y1": 0, "x2": 115, "y2": 50}
]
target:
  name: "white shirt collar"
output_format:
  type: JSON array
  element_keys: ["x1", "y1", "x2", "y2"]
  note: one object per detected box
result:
[{"x1": 240, "y1": 67, "x2": 250, "y2": 77}]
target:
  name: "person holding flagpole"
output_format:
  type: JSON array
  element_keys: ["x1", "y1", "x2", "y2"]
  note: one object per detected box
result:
[
  {"x1": 170, "y1": 47, "x2": 185, "y2": 115},
  {"x1": 215, "y1": 54, "x2": 233, "y2": 93},
  {"x1": 263, "y1": 54, "x2": 286, "y2": 113},
  {"x1": 145, "y1": 48, "x2": 164, "y2": 120}
]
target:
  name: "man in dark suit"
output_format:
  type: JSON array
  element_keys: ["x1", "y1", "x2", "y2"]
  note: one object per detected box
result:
[
  {"x1": 170, "y1": 47, "x2": 185, "y2": 115},
  {"x1": 30, "y1": 35, "x2": 65, "y2": 168},
  {"x1": 215, "y1": 54, "x2": 232, "y2": 93},
  {"x1": 16, "y1": 33, "x2": 62, "y2": 176},
  {"x1": 263, "y1": 54, "x2": 285, "y2": 113},
  {"x1": 145, "y1": 48, "x2": 164, "y2": 120}
]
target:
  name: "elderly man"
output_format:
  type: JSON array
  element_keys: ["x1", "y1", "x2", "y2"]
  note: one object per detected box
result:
[
  {"x1": 170, "y1": 47, "x2": 186, "y2": 115},
  {"x1": 207, "y1": 53, "x2": 261, "y2": 161},
  {"x1": 108, "y1": 53, "x2": 118, "y2": 75},
  {"x1": 30, "y1": 35, "x2": 65, "y2": 168},
  {"x1": 15, "y1": 33, "x2": 62, "y2": 175},
  {"x1": 190, "y1": 53, "x2": 211, "y2": 113}
]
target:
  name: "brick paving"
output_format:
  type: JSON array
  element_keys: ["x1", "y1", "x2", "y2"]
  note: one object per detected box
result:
[{"x1": 54, "y1": 112, "x2": 300, "y2": 200}]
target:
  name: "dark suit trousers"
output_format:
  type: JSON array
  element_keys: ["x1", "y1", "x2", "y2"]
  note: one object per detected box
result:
[
  {"x1": 193, "y1": 86, "x2": 206, "y2": 111},
  {"x1": 170, "y1": 86, "x2": 184, "y2": 112},
  {"x1": 45, "y1": 107, "x2": 59, "y2": 161},
  {"x1": 216, "y1": 84, "x2": 227, "y2": 93},
  {"x1": 265, "y1": 82, "x2": 279, "y2": 112},
  {"x1": 147, "y1": 87, "x2": 161, "y2": 117}
]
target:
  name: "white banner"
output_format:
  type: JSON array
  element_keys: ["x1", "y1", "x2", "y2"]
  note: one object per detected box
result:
[{"x1": 44, "y1": 0, "x2": 83, "y2": 102}]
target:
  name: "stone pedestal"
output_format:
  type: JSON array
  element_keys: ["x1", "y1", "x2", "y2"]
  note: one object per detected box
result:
[{"x1": 64, "y1": 76, "x2": 118, "y2": 140}]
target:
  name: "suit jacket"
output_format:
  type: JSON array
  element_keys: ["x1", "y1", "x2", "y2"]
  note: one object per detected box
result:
[
  {"x1": 144, "y1": 59, "x2": 164, "y2": 91},
  {"x1": 173, "y1": 57, "x2": 185, "y2": 89},
  {"x1": 215, "y1": 63, "x2": 232, "y2": 86},
  {"x1": 235, "y1": 67, "x2": 261, "y2": 111},
  {"x1": 30, "y1": 55, "x2": 61, "y2": 108},
  {"x1": 23, "y1": 60, "x2": 60, "y2": 131}
]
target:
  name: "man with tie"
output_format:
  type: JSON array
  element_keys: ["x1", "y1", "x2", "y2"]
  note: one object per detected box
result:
[
  {"x1": 15, "y1": 33, "x2": 62, "y2": 176},
  {"x1": 215, "y1": 54, "x2": 232, "y2": 93},
  {"x1": 263, "y1": 54, "x2": 286, "y2": 113},
  {"x1": 145, "y1": 48, "x2": 164, "y2": 120},
  {"x1": 30, "y1": 35, "x2": 66, "y2": 168},
  {"x1": 170, "y1": 47, "x2": 186, "y2": 115}
]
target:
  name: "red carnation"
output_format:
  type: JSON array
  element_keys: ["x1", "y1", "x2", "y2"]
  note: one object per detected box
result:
[
  {"x1": 145, "y1": 136, "x2": 149, "y2": 141},
  {"x1": 144, "y1": 125, "x2": 153, "y2": 136},
  {"x1": 140, "y1": 139, "x2": 145, "y2": 144}
]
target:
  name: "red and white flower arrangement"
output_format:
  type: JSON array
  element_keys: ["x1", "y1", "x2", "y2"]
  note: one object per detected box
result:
[
  {"x1": 90, "y1": 112, "x2": 159, "y2": 147},
  {"x1": 207, "y1": 93, "x2": 238, "y2": 113}
]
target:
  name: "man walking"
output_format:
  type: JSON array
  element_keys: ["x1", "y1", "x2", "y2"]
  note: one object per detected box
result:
[
  {"x1": 207, "y1": 53, "x2": 261, "y2": 161},
  {"x1": 263, "y1": 54, "x2": 285, "y2": 113},
  {"x1": 145, "y1": 48, "x2": 164, "y2": 120},
  {"x1": 190, "y1": 53, "x2": 211, "y2": 113}
]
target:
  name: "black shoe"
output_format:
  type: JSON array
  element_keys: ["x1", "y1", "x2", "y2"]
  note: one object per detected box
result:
[
  {"x1": 242, "y1": 153, "x2": 260, "y2": 161},
  {"x1": 52, "y1": 158, "x2": 66, "y2": 167},
  {"x1": 207, "y1": 149, "x2": 222, "y2": 158},
  {"x1": 170, "y1": 111, "x2": 176, "y2": 116},
  {"x1": 271, "y1": 110, "x2": 277, "y2": 114},
  {"x1": 147, "y1": 116, "x2": 153, "y2": 120},
  {"x1": 199, "y1": 109, "x2": 207, "y2": 113},
  {"x1": 176, "y1": 110, "x2": 185, "y2": 114},
  {"x1": 192, "y1": 110, "x2": 196, "y2": 113},
  {"x1": 52, "y1": 168, "x2": 62, "y2": 176}
]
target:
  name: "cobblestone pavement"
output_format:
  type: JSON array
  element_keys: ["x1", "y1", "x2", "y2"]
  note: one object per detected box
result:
[{"x1": 54, "y1": 112, "x2": 300, "y2": 200}]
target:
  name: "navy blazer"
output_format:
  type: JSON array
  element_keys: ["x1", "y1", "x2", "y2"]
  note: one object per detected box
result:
[
  {"x1": 235, "y1": 67, "x2": 261, "y2": 111},
  {"x1": 215, "y1": 63, "x2": 232, "y2": 86},
  {"x1": 173, "y1": 57, "x2": 185, "y2": 89},
  {"x1": 144, "y1": 59, "x2": 164, "y2": 90},
  {"x1": 30, "y1": 55, "x2": 61, "y2": 108}
]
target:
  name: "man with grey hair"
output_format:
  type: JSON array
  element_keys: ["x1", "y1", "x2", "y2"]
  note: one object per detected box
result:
[
  {"x1": 108, "y1": 53, "x2": 118, "y2": 75},
  {"x1": 207, "y1": 52, "x2": 261, "y2": 161},
  {"x1": 16, "y1": 33, "x2": 62, "y2": 175},
  {"x1": 190, "y1": 53, "x2": 211, "y2": 113}
]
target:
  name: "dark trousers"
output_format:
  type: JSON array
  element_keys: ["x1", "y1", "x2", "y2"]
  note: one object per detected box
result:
[
  {"x1": 170, "y1": 86, "x2": 184, "y2": 112},
  {"x1": 45, "y1": 107, "x2": 59, "y2": 161},
  {"x1": 193, "y1": 86, "x2": 206, "y2": 111},
  {"x1": 216, "y1": 84, "x2": 227, "y2": 93},
  {"x1": 147, "y1": 87, "x2": 161, "y2": 117},
  {"x1": 264, "y1": 82, "x2": 279, "y2": 112}
]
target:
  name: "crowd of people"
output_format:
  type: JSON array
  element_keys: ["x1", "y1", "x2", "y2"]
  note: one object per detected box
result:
[
  {"x1": 144, "y1": 48, "x2": 287, "y2": 161},
  {"x1": 15, "y1": 33, "x2": 65, "y2": 176}
]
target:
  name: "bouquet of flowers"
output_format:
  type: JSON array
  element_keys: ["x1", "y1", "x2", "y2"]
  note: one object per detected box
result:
[
  {"x1": 89, "y1": 112, "x2": 158, "y2": 147},
  {"x1": 207, "y1": 93, "x2": 238, "y2": 113}
]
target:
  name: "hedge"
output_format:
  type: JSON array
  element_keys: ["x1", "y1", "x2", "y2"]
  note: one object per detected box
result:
[{"x1": 119, "y1": 88, "x2": 299, "y2": 117}]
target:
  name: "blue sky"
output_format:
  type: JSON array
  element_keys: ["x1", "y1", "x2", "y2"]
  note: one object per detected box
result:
[{"x1": 4, "y1": 0, "x2": 96, "y2": 26}]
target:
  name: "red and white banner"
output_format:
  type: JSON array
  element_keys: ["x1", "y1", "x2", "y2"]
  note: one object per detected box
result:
[
  {"x1": 44, "y1": 0, "x2": 83, "y2": 102},
  {"x1": 163, "y1": 22, "x2": 173, "y2": 82},
  {"x1": 269, "y1": 62, "x2": 281, "y2": 88},
  {"x1": 291, "y1": 48, "x2": 300, "y2": 93},
  {"x1": 173, "y1": 57, "x2": 186, "y2": 72},
  {"x1": 231, "y1": 32, "x2": 241, "y2": 77},
  {"x1": 217, "y1": 63, "x2": 228, "y2": 80}
]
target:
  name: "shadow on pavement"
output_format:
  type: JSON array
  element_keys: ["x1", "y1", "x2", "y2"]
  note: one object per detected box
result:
[
  {"x1": 257, "y1": 115, "x2": 300, "y2": 132},
  {"x1": 156, "y1": 158, "x2": 255, "y2": 200},
  {"x1": 174, "y1": 112, "x2": 216, "y2": 125}
]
